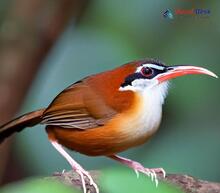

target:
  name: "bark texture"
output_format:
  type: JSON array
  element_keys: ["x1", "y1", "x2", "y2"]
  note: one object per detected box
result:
[{"x1": 48, "y1": 170, "x2": 220, "y2": 193}]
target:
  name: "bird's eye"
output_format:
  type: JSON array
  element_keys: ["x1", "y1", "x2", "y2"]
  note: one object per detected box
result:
[{"x1": 141, "y1": 67, "x2": 153, "y2": 77}]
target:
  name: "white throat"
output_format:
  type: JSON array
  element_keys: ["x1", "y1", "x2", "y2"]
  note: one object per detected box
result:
[
  {"x1": 120, "y1": 82, "x2": 169, "y2": 139},
  {"x1": 141, "y1": 81, "x2": 169, "y2": 105},
  {"x1": 137, "y1": 81, "x2": 169, "y2": 132}
]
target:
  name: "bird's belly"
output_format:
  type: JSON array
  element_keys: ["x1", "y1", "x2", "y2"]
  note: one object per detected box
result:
[
  {"x1": 47, "y1": 105, "x2": 162, "y2": 156},
  {"x1": 47, "y1": 125, "x2": 143, "y2": 156},
  {"x1": 47, "y1": 93, "x2": 163, "y2": 156}
]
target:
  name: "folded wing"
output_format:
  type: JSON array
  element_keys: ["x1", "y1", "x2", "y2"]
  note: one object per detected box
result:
[{"x1": 42, "y1": 80, "x2": 116, "y2": 129}]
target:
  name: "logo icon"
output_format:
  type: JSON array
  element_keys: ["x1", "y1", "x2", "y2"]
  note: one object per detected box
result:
[
  {"x1": 163, "y1": 9, "x2": 174, "y2": 19},
  {"x1": 163, "y1": 8, "x2": 210, "y2": 20}
]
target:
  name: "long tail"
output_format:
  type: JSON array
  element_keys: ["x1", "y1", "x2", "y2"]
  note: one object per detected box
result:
[{"x1": 0, "y1": 109, "x2": 45, "y2": 143}]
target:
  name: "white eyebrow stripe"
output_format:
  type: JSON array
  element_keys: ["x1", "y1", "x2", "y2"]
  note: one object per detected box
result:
[
  {"x1": 143, "y1": 63, "x2": 165, "y2": 70},
  {"x1": 135, "y1": 63, "x2": 165, "y2": 73}
]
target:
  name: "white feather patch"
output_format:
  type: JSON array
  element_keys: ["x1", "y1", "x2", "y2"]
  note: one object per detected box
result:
[
  {"x1": 136, "y1": 63, "x2": 165, "y2": 73},
  {"x1": 120, "y1": 82, "x2": 169, "y2": 138}
]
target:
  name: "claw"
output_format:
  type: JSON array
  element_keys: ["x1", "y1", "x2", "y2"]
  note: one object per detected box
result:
[
  {"x1": 91, "y1": 180, "x2": 99, "y2": 193},
  {"x1": 134, "y1": 169, "x2": 139, "y2": 178},
  {"x1": 152, "y1": 167, "x2": 166, "y2": 178},
  {"x1": 152, "y1": 170, "x2": 158, "y2": 187},
  {"x1": 84, "y1": 172, "x2": 99, "y2": 193},
  {"x1": 155, "y1": 177, "x2": 159, "y2": 187},
  {"x1": 150, "y1": 172, "x2": 154, "y2": 181},
  {"x1": 76, "y1": 169, "x2": 99, "y2": 193},
  {"x1": 160, "y1": 168, "x2": 166, "y2": 178},
  {"x1": 108, "y1": 155, "x2": 166, "y2": 189},
  {"x1": 77, "y1": 169, "x2": 87, "y2": 193},
  {"x1": 142, "y1": 168, "x2": 150, "y2": 177},
  {"x1": 151, "y1": 170, "x2": 156, "y2": 182},
  {"x1": 138, "y1": 168, "x2": 159, "y2": 187}
]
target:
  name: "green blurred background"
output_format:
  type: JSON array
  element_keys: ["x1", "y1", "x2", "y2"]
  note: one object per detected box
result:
[{"x1": 0, "y1": 0, "x2": 219, "y2": 192}]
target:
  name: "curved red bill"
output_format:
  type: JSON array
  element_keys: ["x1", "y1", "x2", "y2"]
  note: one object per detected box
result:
[{"x1": 157, "y1": 65, "x2": 218, "y2": 83}]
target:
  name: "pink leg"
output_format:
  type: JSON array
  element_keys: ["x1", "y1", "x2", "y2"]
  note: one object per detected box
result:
[
  {"x1": 108, "y1": 155, "x2": 166, "y2": 186},
  {"x1": 50, "y1": 140, "x2": 99, "y2": 193}
]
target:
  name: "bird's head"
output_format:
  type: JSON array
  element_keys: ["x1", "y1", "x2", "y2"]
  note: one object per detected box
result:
[{"x1": 120, "y1": 59, "x2": 218, "y2": 93}]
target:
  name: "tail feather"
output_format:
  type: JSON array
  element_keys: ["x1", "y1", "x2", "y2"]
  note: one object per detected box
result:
[{"x1": 0, "y1": 109, "x2": 45, "y2": 143}]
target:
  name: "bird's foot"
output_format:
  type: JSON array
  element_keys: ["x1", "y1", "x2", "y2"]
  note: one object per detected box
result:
[
  {"x1": 50, "y1": 141, "x2": 99, "y2": 193},
  {"x1": 74, "y1": 165, "x2": 99, "y2": 193},
  {"x1": 109, "y1": 155, "x2": 166, "y2": 187},
  {"x1": 131, "y1": 163, "x2": 166, "y2": 187}
]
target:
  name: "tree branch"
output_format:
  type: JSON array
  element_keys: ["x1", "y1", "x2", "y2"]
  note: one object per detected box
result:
[
  {"x1": 47, "y1": 170, "x2": 99, "y2": 193},
  {"x1": 47, "y1": 170, "x2": 220, "y2": 193},
  {"x1": 165, "y1": 174, "x2": 220, "y2": 193}
]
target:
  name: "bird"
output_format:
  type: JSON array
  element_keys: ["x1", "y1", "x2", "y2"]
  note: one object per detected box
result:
[{"x1": 0, "y1": 58, "x2": 217, "y2": 193}]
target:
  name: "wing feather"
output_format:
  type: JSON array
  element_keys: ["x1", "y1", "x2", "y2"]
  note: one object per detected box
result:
[
  {"x1": 42, "y1": 81, "x2": 116, "y2": 129},
  {"x1": 42, "y1": 64, "x2": 136, "y2": 130}
]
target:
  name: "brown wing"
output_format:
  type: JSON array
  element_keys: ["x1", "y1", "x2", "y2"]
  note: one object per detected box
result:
[
  {"x1": 42, "y1": 81, "x2": 116, "y2": 129},
  {"x1": 42, "y1": 63, "x2": 137, "y2": 130}
]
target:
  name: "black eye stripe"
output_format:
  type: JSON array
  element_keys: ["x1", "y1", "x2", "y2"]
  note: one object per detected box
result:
[
  {"x1": 121, "y1": 73, "x2": 143, "y2": 87},
  {"x1": 121, "y1": 65, "x2": 167, "y2": 88}
]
